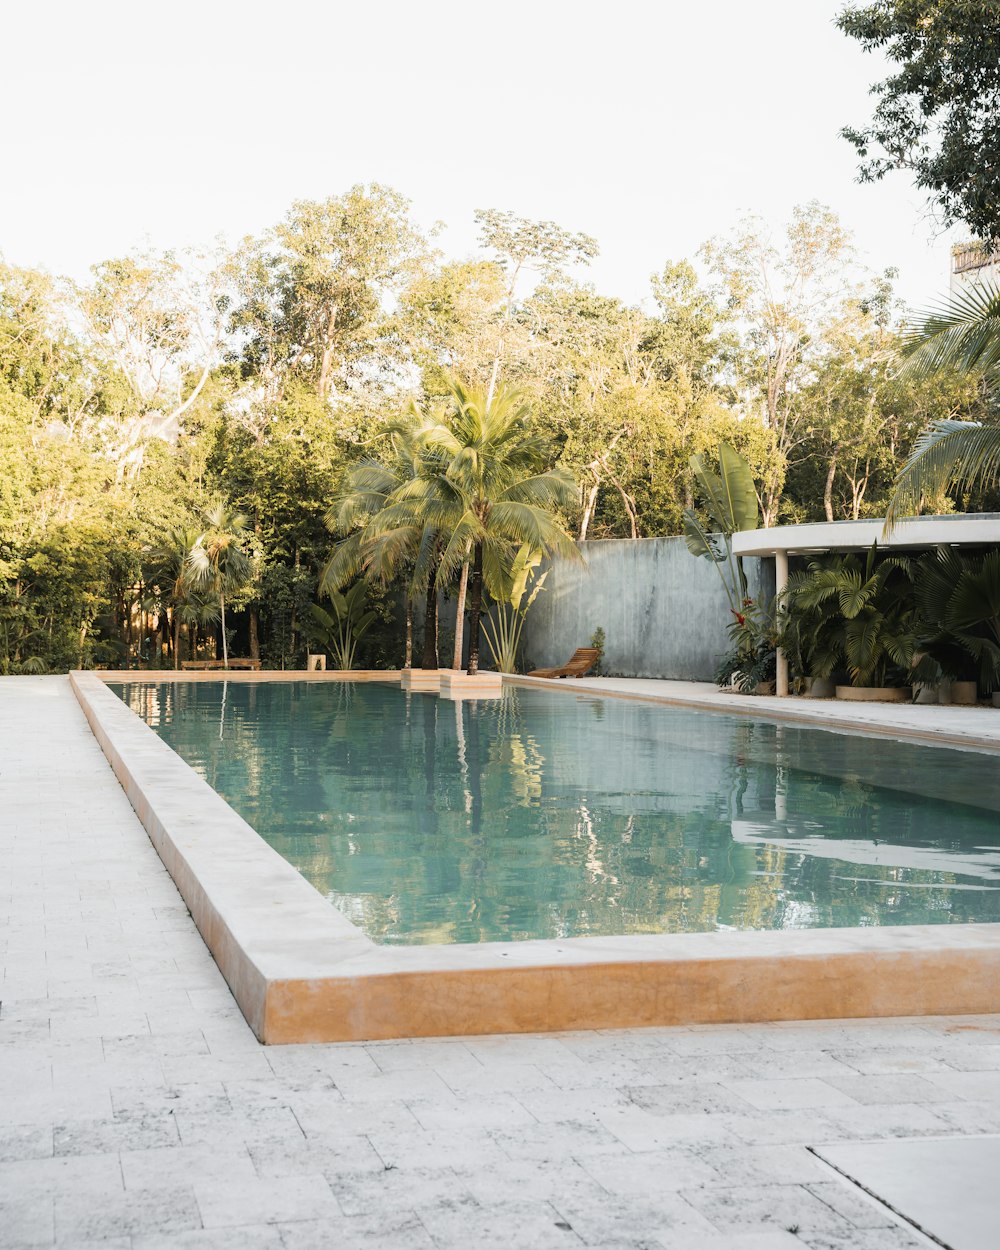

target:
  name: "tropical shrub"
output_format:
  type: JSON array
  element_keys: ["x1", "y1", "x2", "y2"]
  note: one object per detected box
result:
[
  {"x1": 913, "y1": 545, "x2": 1000, "y2": 692},
  {"x1": 714, "y1": 597, "x2": 777, "y2": 693},
  {"x1": 310, "y1": 582, "x2": 378, "y2": 671},
  {"x1": 482, "y1": 544, "x2": 548, "y2": 674},
  {"x1": 683, "y1": 443, "x2": 759, "y2": 616},
  {"x1": 590, "y1": 626, "x2": 606, "y2": 675},
  {"x1": 785, "y1": 547, "x2": 916, "y2": 689}
]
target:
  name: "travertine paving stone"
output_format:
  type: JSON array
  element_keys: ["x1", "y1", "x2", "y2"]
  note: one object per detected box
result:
[{"x1": 2, "y1": 676, "x2": 998, "y2": 1248}]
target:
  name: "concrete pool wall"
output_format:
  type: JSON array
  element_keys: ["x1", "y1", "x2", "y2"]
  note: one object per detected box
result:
[{"x1": 71, "y1": 669, "x2": 1000, "y2": 1043}]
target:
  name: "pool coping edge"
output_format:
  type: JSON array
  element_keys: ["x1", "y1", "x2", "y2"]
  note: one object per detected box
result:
[{"x1": 72, "y1": 669, "x2": 1000, "y2": 1043}]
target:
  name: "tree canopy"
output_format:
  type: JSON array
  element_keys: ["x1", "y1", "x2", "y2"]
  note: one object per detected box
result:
[
  {"x1": 838, "y1": 1, "x2": 1000, "y2": 245},
  {"x1": 0, "y1": 187, "x2": 980, "y2": 674}
]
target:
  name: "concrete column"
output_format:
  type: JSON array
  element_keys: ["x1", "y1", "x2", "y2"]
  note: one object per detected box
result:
[{"x1": 774, "y1": 550, "x2": 789, "y2": 696}]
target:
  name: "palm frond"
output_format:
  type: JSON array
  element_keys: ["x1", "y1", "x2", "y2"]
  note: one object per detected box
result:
[
  {"x1": 318, "y1": 532, "x2": 365, "y2": 597},
  {"x1": 487, "y1": 501, "x2": 581, "y2": 563},
  {"x1": 900, "y1": 281, "x2": 1000, "y2": 385},
  {"x1": 885, "y1": 420, "x2": 1000, "y2": 528}
]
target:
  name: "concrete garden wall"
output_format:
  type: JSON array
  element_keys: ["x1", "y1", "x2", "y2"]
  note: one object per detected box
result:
[{"x1": 520, "y1": 537, "x2": 774, "y2": 681}]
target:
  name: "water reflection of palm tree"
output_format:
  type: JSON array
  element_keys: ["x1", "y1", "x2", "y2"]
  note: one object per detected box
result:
[{"x1": 421, "y1": 694, "x2": 438, "y2": 829}]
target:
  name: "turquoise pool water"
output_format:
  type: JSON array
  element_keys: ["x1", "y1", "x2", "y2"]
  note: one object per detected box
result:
[{"x1": 113, "y1": 681, "x2": 1000, "y2": 945}]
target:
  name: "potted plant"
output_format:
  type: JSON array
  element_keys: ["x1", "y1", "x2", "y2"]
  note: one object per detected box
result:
[
  {"x1": 786, "y1": 547, "x2": 916, "y2": 702},
  {"x1": 776, "y1": 575, "x2": 844, "y2": 697},
  {"x1": 912, "y1": 546, "x2": 982, "y2": 704},
  {"x1": 920, "y1": 545, "x2": 1000, "y2": 705}
]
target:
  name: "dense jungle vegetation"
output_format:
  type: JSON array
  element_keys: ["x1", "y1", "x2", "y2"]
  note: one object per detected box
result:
[{"x1": 0, "y1": 192, "x2": 992, "y2": 672}]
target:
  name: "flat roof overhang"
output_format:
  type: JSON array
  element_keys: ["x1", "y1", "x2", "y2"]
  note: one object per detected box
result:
[{"x1": 733, "y1": 513, "x2": 1000, "y2": 558}]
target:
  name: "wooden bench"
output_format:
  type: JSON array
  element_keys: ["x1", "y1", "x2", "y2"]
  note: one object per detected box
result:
[{"x1": 180, "y1": 659, "x2": 262, "y2": 671}]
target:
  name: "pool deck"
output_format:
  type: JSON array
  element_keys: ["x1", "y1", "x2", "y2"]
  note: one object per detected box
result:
[
  {"x1": 65, "y1": 669, "x2": 1000, "y2": 1047},
  {"x1": 3, "y1": 677, "x2": 1000, "y2": 1248},
  {"x1": 509, "y1": 675, "x2": 1000, "y2": 753}
]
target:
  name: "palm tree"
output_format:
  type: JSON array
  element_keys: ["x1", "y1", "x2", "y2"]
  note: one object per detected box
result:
[
  {"x1": 402, "y1": 380, "x2": 580, "y2": 675},
  {"x1": 188, "y1": 503, "x2": 252, "y2": 668},
  {"x1": 885, "y1": 282, "x2": 1000, "y2": 528},
  {"x1": 320, "y1": 410, "x2": 443, "y2": 668},
  {"x1": 147, "y1": 525, "x2": 203, "y2": 668}
]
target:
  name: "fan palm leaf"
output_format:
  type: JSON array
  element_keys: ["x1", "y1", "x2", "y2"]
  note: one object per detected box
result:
[
  {"x1": 899, "y1": 282, "x2": 1000, "y2": 386},
  {"x1": 885, "y1": 283, "x2": 1000, "y2": 530}
]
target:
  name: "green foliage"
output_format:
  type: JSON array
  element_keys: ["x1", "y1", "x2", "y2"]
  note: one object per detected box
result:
[
  {"x1": 188, "y1": 503, "x2": 253, "y2": 667},
  {"x1": 257, "y1": 563, "x2": 314, "y2": 669},
  {"x1": 913, "y1": 546, "x2": 1000, "y2": 690},
  {"x1": 683, "y1": 443, "x2": 759, "y2": 614},
  {"x1": 482, "y1": 544, "x2": 549, "y2": 673},
  {"x1": 312, "y1": 582, "x2": 378, "y2": 670},
  {"x1": 384, "y1": 378, "x2": 580, "y2": 674},
  {"x1": 715, "y1": 598, "x2": 777, "y2": 694},
  {"x1": 885, "y1": 282, "x2": 1000, "y2": 526},
  {"x1": 3, "y1": 191, "x2": 992, "y2": 676},
  {"x1": 589, "y1": 626, "x2": 606, "y2": 675},
  {"x1": 786, "y1": 547, "x2": 916, "y2": 688},
  {"x1": 838, "y1": 0, "x2": 1000, "y2": 246}
]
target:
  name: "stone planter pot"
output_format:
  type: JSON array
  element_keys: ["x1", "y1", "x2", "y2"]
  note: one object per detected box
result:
[
  {"x1": 991, "y1": 692, "x2": 1000, "y2": 709},
  {"x1": 940, "y1": 680, "x2": 978, "y2": 706},
  {"x1": 807, "y1": 677, "x2": 835, "y2": 699},
  {"x1": 913, "y1": 683, "x2": 940, "y2": 705},
  {"x1": 754, "y1": 681, "x2": 776, "y2": 696},
  {"x1": 835, "y1": 685, "x2": 911, "y2": 703}
]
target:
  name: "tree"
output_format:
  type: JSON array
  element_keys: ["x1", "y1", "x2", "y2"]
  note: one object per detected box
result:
[
  {"x1": 529, "y1": 277, "x2": 742, "y2": 540},
  {"x1": 838, "y1": 1, "x2": 1000, "y2": 245},
  {"x1": 147, "y1": 525, "x2": 210, "y2": 668},
  {"x1": 188, "y1": 503, "x2": 252, "y2": 668},
  {"x1": 701, "y1": 204, "x2": 874, "y2": 524},
  {"x1": 793, "y1": 330, "x2": 984, "y2": 523},
  {"x1": 320, "y1": 408, "x2": 444, "y2": 669},
  {"x1": 885, "y1": 282, "x2": 1000, "y2": 525},
  {"x1": 81, "y1": 248, "x2": 230, "y2": 482},
  {"x1": 402, "y1": 380, "x2": 579, "y2": 675},
  {"x1": 401, "y1": 259, "x2": 509, "y2": 396},
  {"x1": 231, "y1": 185, "x2": 427, "y2": 403},
  {"x1": 444, "y1": 211, "x2": 597, "y2": 663}
]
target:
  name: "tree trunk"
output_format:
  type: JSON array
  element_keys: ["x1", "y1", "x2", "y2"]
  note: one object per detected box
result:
[
  {"x1": 851, "y1": 475, "x2": 869, "y2": 521},
  {"x1": 609, "y1": 474, "x2": 638, "y2": 538},
  {"x1": 220, "y1": 592, "x2": 228, "y2": 668},
  {"x1": 290, "y1": 546, "x2": 300, "y2": 659},
  {"x1": 249, "y1": 607, "x2": 260, "y2": 662},
  {"x1": 452, "y1": 556, "x2": 470, "y2": 669},
  {"x1": 579, "y1": 476, "x2": 600, "y2": 540},
  {"x1": 466, "y1": 543, "x2": 484, "y2": 676},
  {"x1": 823, "y1": 452, "x2": 837, "y2": 523},
  {"x1": 421, "y1": 559, "x2": 439, "y2": 669},
  {"x1": 318, "y1": 307, "x2": 338, "y2": 400},
  {"x1": 173, "y1": 613, "x2": 181, "y2": 670}
]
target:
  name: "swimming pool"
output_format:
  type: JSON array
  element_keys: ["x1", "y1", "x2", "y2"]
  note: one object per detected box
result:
[{"x1": 111, "y1": 680, "x2": 1000, "y2": 946}]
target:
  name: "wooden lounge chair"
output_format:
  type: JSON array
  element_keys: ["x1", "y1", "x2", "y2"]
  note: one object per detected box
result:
[{"x1": 528, "y1": 648, "x2": 600, "y2": 679}]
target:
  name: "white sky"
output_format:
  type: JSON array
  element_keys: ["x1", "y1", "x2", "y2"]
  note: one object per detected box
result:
[{"x1": 2, "y1": 0, "x2": 959, "y2": 312}]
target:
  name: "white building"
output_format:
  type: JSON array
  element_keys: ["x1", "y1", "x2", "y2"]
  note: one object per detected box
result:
[{"x1": 950, "y1": 242, "x2": 1000, "y2": 295}]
